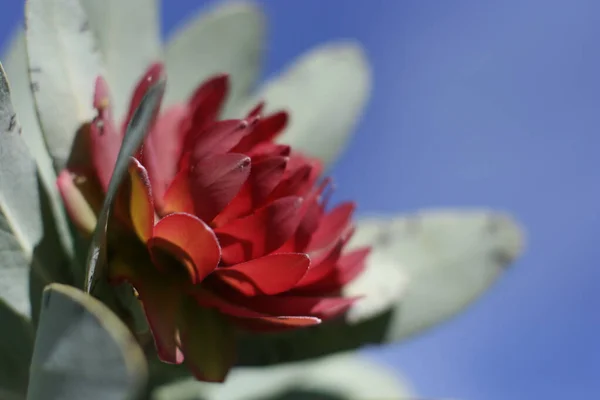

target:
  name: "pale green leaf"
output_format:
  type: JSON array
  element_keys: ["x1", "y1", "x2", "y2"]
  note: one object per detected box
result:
[
  {"x1": 152, "y1": 353, "x2": 413, "y2": 400},
  {"x1": 164, "y1": 0, "x2": 264, "y2": 114},
  {"x1": 79, "y1": 0, "x2": 161, "y2": 122},
  {"x1": 26, "y1": 284, "x2": 147, "y2": 400},
  {"x1": 25, "y1": 0, "x2": 104, "y2": 171},
  {"x1": 234, "y1": 41, "x2": 371, "y2": 169}
]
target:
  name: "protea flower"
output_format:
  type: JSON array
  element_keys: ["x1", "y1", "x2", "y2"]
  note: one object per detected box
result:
[
  {"x1": 56, "y1": 59, "x2": 369, "y2": 380},
  {"x1": 0, "y1": 0, "x2": 525, "y2": 395}
]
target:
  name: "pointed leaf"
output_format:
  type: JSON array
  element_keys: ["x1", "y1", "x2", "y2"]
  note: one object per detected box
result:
[
  {"x1": 79, "y1": 0, "x2": 161, "y2": 122},
  {"x1": 85, "y1": 73, "x2": 165, "y2": 293},
  {"x1": 27, "y1": 284, "x2": 147, "y2": 400},
  {"x1": 236, "y1": 209, "x2": 524, "y2": 365},
  {"x1": 0, "y1": 64, "x2": 58, "y2": 317},
  {"x1": 164, "y1": 1, "x2": 265, "y2": 115},
  {"x1": 3, "y1": 32, "x2": 77, "y2": 286},
  {"x1": 237, "y1": 42, "x2": 371, "y2": 169},
  {"x1": 25, "y1": 0, "x2": 104, "y2": 170}
]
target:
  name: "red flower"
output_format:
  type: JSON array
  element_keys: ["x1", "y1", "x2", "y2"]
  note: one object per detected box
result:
[{"x1": 58, "y1": 63, "x2": 370, "y2": 382}]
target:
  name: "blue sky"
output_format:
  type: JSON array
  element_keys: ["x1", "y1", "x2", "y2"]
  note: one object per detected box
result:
[{"x1": 2, "y1": 1, "x2": 599, "y2": 399}]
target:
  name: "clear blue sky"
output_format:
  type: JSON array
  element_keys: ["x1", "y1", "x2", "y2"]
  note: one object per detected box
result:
[{"x1": 2, "y1": 1, "x2": 599, "y2": 399}]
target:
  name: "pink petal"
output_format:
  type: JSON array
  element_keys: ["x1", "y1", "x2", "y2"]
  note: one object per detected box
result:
[
  {"x1": 122, "y1": 63, "x2": 166, "y2": 133},
  {"x1": 232, "y1": 111, "x2": 288, "y2": 153},
  {"x1": 57, "y1": 170, "x2": 97, "y2": 235},
  {"x1": 186, "y1": 74, "x2": 228, "y2": 135},
  {"x1": 148, "y1": 213, "x2": 221, "y2": 284},
  {"x1": 213, "y1": 253, "x2": 310, "y2": 296},
  {"x1": 143, "y1": 105, "x2": 189, "y2": 209},
  {"x1": 190, "y1": 153, "x2": 251, "y2": 222},
  {"x1": 90, "y1": 76, "x2": 121, "y2": 192},
  {"x1": 216, "y1": 196, "x2": 303, "y2": 265}
]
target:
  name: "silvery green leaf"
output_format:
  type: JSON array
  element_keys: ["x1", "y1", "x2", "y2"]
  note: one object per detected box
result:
[
  {"x1": 236, "y1": 209, "x2": 523, "y2": 365},
  {"x1": 79, "y1": 0, "x2": 161, "y2": 122},
  {"x1": 25, "y1": 0, "x2": 104, "y2": 171},
  {"x1": 27, "y1": 284, "x2": 147, "y2": 400},
  {"x1": 0, "y1": 299, "x2": 34, "y2": 400},
  {"x1": 0, "y1": 63, "x2": 53, "y2": 318},
  {"x1": 85, "y1": 75, "x2": 165, "y2": 293},
  {"x1": 235, "y1": 41, "x2": 371, "y2": 169},
  {"x1": 349, "y1": 209, "x2": 524, "y2": 342},
  {"x1": 152, "y1": 353, "x2": 412, "y2": 400},
  {"x1": 3, "y1": 31, "x2": 78, "y2": 284},
  {"x1": 164, "y1": 1, "x2": 264, "y2": 114}
]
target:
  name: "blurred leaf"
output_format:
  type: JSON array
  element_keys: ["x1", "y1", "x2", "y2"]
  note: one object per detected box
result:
[
  {"x1": 84, "y1": 73, "x2": 165, "y2": 293},
  {"x1": 164, "y1": 1, "x2": 264, "y2": 115},
  {"x1": 26, "y1": 284, "x2": 147, "y2": 400},
  {"x1": 0, "y1": 299, "x2": 34, "y2": 400},
  {"x1": 234, "y1": 41, "x2": 371, "y2": 169},
  {"x1": 25, "y1": 0, "x2": 104, "y2": 171},
  {"x1": 152, "y1": 353, "x2": 412, "y2": 400},
  {"x1": 236, "y1": 209, "x2": 524, "y2": 365},
  {"x1": 79, "y1": 0, "x2": 161, "y2": 121}
]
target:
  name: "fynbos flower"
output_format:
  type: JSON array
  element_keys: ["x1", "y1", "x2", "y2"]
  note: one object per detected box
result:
[{"x1": 58, "y1": 63, "x2": 368, "y2": 381}]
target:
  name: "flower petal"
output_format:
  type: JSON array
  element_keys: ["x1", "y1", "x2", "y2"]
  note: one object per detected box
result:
[
  {"x1": 163, "y1": 1, "x2": 264, "y2": 115},
  {"x1": 214, "y1": 253, "x2": 310, "y2": 296},
  {"x1": 236, "y1": 42, "x2": 371, "y2": 169},
  {"x1": 122, "y1": 63, "x2": 165, "y2": 134},
  {"x1": 232, "y1": 111, "x2": 288, "y2": 153},
  {"x1": 185, "y1": 74, "x2": 229, "y2": 138},
  {"x1": 308, "y1": 202, "x2": 355, "y2": 252},
  {"x1": 126, "y1": 158, "x2": 155, "y2": 242},
  {"x1": 189, "y1": 119, "x2": 254, "y2": 162},
  {"x1": 57, "y1": 170, "x2": 97, "y2": 235},
  {"x1": 25, "y1": 0, "x2": 105, "y2": 170},
  {"x1": 148, "y1": 213, "x2": 220, "y2": 285},
  {"x1": 217, "y1": 196, "x2": 303, "y2": 264},
  {"x1": 190, "y1": 153, "x2": 251, "y2": 223},
  {"x1": 90, "y1": 76, "x2": 121, "y2": 192},
  {"x1": 110, "y1": 256, "x2": 184, "y2": 365},
  {"x1": 179, "y1": 298, "x2": 236, "y2": 383},
  {"x1": 79, "y1": 0, "x2": 161, "y2": 122},
  {"x1": 243, "y1": 295, "x2": 356, "y2": 320},
  {"x1": 162, "y1": 167, "x2": 194, "y2": 215},
  {"x1": 143, "y1": 104, "x2": 189, "y2": 207}
]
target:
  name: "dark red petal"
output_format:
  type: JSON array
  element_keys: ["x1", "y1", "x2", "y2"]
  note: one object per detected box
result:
[
  {"x1": 186, "y1": 74, "x2": 228, "y2": 137},
  {"x1": 242, "y1": 295, "x2": 357, "y2": 319},
  {"x1": 162, "y1": 166, "x2": 195, "y2": 215},
  {"x1": 126, "y1": 158, "x2": 155, "y2": 242},
  {"x1": 248, "y1": 143, "x2": 291, "y2": 158},
  {"x1": 179, "y1": 298, "x2": 235, "y2": 383},
  {"x1": 122, "y1": 63, "x2": 165, "y2": 133},
  {"x1": 194, "y1": 290, "x2": 322, "y2": 330},
  {"x1": 213, "y1": 253, "x2": 310, "y2": 296},
  {"x1": 110, "y1": 257, "x2": 184, "y2": 365},
  {"x1": 143, "y1": 105, "x2": 189, "y2": 208},
  {"x1": 190, "y1": 119, "x2": 255, "y2": 162},
  {"x1": 246, "y1": 102, "x2": 264, "y2": 119},
  {"x1": 90, "y1": 76, "x2": 121, "y2": 192},
  {"x1": 308, "y1": 202, "x2": 356, "y2": 252},
  {"x1": 301, "y1": 247, "x2": 371, "y2": 293},
  {"x1": 216, "y1": 196, "x2": 303, "y2": 265},
  {"x1": 232, "y1": 111, "x2": 288, "y2": 153},
  {"x1": 295, "y1": 241, "x2": 343, "y2": 289},
  {"x1": 190, "y1": 153, "x2": 251, "y2": 222},
  {"x1": 148, "y1": 213, "x2": 221, "y2": 284}
]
